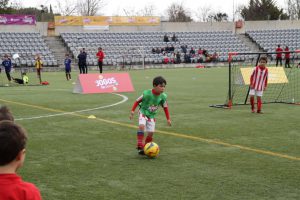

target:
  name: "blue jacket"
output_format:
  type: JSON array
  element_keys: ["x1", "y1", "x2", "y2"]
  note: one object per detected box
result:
[{"x1": 2, "y1": 59, "x2": 12, "y2": 72}]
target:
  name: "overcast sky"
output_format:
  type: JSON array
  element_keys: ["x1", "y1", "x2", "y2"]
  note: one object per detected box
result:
[{"x1": 17, "y1": 0, "x2": 287, "y2": 20}]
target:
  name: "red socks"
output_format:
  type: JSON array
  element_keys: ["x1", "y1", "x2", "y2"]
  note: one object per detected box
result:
[
  {"x1": 137, "y1": 131, "x2": 144, "y2": 148},
  {"x1": 257, "y1": 97, "x2": 262, "y2": 112},
  {"x1": 145, "y1": 136, "x2": 153, "y2": 144},
  {"x1": 137, "y1": 131, "x2": 153, "y2": 148}
]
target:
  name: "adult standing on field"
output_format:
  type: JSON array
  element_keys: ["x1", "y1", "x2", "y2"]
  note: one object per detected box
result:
[
  {"x1": 284, "y1": 46, "x2": 290, "y2": 68},
  {"x1": 96, "y1": 47, "x2": 105, "y2": 73},
  {"x1": 82, "y1": 48, "x2": 88, "y2": 74},
  {"x1": 275, "y1": 44, "x2": 283, "y2": 66},
  {"x1": 77, "y1": 50, "x2": 85, "y2": 74}
]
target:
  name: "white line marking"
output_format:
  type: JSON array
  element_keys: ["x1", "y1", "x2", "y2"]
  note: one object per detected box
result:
[{"x1": 15, "y1": 93, "x2": 128, "y2": 121}]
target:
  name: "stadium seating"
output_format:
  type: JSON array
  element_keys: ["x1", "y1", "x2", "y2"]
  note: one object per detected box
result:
[
  {"x1": 246, "y1": 29, "x2": 300, "y2": 59},
  {"x1": 61, "y1": 31, "x2": 251, "y2": 66},
  {"x1": 0, "y1": 32, "x2": 58, "y2": 67}
]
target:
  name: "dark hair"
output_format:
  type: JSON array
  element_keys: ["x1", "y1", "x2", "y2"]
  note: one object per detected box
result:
[
  {"x1": 153, "y1": 76, "x2": 167, "y2": 86},
  {"x1": 0, "y1": 121, "x2": 27, "y2": 166},
  {"x1": 0, "y1": 105, "x2": 14, "y2": 121},
  {"x1": 259, "y1": 56, "x2": 268, "y2": 63}
]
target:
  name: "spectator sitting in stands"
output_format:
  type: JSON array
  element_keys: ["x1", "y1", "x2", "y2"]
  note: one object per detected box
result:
[
  {"x1": 155, "y1": 47, "x2": 161, "y2": 54},
  {"x1": 181, "y1": 45, "x2": 187, "y2": 54},
  {"x1": 170, "y1": 53, "x2": 176, "y2": 63},
  {"x1": 189, "y1": 47, "x2": 195, "y2": 56},
  {"x1": 189, "y1": 48, "x2": 196, "y2": 63},
  {"x1": 184, "y1": 53, "x2": 191, "y2": 63},
  {"x1": 198, "y1": 48, "x2": 203, "y2": 55},
  {"x1": 212, "y1": 52, "x2": 219, "y2": 62},
  {"x1": 197, "y1": 54, "x2": 204, "y2": 63},
  {"x1": 152, "y1": 48, "x2": 156, "y2": 54},
  {"x1": 203, "y1": 49, "x2": 208, "y2": 57},
  {"x1": 165, "y1": 45, "x2": 170, "y2": 53},
  {"x1": 169, "y1": 45, "x2": 175, "y2": 52},
  {"x1": 163, "y1": 34, "x2": 169, "y2": 43},
  {"x1": 171, "y1": 34, "x2": 178, "y2": 43},
  {"x1": 163, "y1": 53, "x2": 169, "y2": 64},
  {"x1": 175, "y1": 51, "x2": 181, "y2": 64}
]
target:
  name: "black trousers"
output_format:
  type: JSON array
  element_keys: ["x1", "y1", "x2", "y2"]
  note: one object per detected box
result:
[
  {"x1": 5, "y1": 70, "x2": 11, "y2": 81},
  {"x1": 98, "y1": 61, "x2": 103, "y2": 73},
  {"x1": 79, "y1": 65, "x2": 84, "y2": 74},
  {"x1": 83, "y1": 63, "x2": 88, "y2": 74},
  {"x1": 276, "y1": 57, "x2": 282, "y2": 66},
  {"x1": 285, "y1": 58, "x2": 290, "y2": 68}
]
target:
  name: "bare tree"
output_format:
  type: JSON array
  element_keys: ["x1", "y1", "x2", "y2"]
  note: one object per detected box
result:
[
  {"x1": 56, "y1": 0, "x2": 77, "y2": 16},
  {"x1": 286, "y1": 0, "x2": 300, "y2": 19},
  {"x1": 10, "y1": 0, "x2": 23, "y2": 10},
  {"x1": 166, "y1": 2, "x2": 192, "y2": 22},
  {"x1": 194, "y1": 5, "x2": 212, "y2": 22},
  {"x1": 139, "y1": 4, "x2": 156, "y2": 16},
  {"x1": 0, "y1": 0, "x2": 9, "y2": 9},
  {"x1": 76, "y1": 0, "x2": 105, "y2": 16},
  {"x1": 123, "y1": 4, "x2": 156, "y2": 16}
]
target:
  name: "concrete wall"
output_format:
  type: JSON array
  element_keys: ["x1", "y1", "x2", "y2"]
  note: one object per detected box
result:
[
  {"x1": 54, "y1": 22, "x2": 235, "y2": 34},
  {"x1": 1, "y1": 20, "x2": 300, "y2": 36},
  {"x1": 0, "y1": 22, "x2": 48, "y2": 35}
]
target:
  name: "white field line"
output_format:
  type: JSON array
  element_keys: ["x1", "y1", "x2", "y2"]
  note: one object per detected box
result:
[{"x1": 15, "y1": 93, "x2": 128, "y2": 121}]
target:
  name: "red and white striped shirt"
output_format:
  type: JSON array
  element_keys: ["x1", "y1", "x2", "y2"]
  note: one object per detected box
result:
[{"x1": 250, "y1": 66, "x2": 268, "y2": 91}]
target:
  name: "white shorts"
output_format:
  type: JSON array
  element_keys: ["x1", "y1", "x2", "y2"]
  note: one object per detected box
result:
[
  {"x1": 138, "y1": 112, "x2": 155, "y2": 132},
  {"x1": 249, "y1": 89, "x2": 263, "y2": 97}
]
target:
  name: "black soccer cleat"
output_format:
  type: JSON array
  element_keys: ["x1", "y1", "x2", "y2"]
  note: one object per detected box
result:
[{"x1": 137, "y1": 147, "x2": 145, "y2": 155}]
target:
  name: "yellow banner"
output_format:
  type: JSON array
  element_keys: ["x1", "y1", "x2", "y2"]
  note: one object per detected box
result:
[
  {"x1": 82, "y1": 16, "x2": 109, "y2": 26},
  {"x1": 55, "y1": 16, "x2": 83, "y2": 26},
  {"x1": 109, "y1": 16, "x2": 160, "y2": 26},
  {"x1": 55, "y1": 16, "x2": 160, "y2": 26},
  {"x1": 240, "y1": 67, "x2": 288, "y2": 85}
]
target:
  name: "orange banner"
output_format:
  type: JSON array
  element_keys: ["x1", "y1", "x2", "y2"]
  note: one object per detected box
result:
[
  {"x1": 109, "y1": 16, "x2": 160, "y2": 26},
  {"x1": 55, "y1": 16, "x2": 83, "y2": 26},
  {"x1": 55, "y1": 16, "x2": 160, "y2": 26},
  {"x1": 82, "y1": 16, "x2": 109, "y2": 26}
]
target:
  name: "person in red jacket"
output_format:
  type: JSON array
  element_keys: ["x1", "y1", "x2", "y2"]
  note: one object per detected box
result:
[
  {"x1": 275, "y1": 44, "x2": 283, "y2": 66},
  {"x1": 0, "y1": 120, "x2": 42, "y2": 200},
  {"x1": 96, "y1": 47, "x2": 105, "y2": 73},
  {"x1": 284, "y1": 46, "x2": 290, "y2": 68}
]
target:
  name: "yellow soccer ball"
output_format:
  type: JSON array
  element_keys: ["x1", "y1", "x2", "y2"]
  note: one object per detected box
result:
[{"x1": 144, "y1": 142, "x2": 160, "y2": 158}]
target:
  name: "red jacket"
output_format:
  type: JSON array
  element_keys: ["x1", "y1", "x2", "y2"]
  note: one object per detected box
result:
[
  {"x1": 96, "y1": 51, "x2": 105, "y2": 62},
  {"x1": 0, "y1": 174, "x2": 42, "y2": 200},
  {"x1": 284, "y1": 48, "x2": 290, "y2": 59},
  {"x1": 276, "y1": 47, "x2": 283, "y2": 58}
]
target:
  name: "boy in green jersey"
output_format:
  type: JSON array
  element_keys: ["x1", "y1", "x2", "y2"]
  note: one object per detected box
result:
[{"x1": 130, "y1": 76, "x2": 171, "y2": 155}]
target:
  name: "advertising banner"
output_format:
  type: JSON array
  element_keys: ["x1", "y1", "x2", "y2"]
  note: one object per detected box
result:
[
  {"x1": 240, "y1": 67, "x2": 288, "y2": 85},
  {"x1": 0, "y1": 15, "x2": 36, "y2": 25},
  {"x1": 55, "y1": 16, "x2": 160, "y2": 26},
  {"x1": 73, "y1": 73, "x2": 135, "y2": 94},
  {"x1": 109, "y1": 16, "x2": 160, "y2": 26},
  {"x1": 55, "y1": 16, "x2": 83, "y2": 26}
]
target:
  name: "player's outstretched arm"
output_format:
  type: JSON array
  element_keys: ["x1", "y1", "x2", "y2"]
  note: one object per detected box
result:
[
  {"x1": 167, "y1": 119, "x2": 172, "y2": 126},
  {"x1": 129, "y1": 111, "x2": 134, "y2": 120}
]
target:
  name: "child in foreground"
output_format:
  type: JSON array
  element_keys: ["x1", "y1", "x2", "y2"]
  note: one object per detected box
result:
[
  {"x1": 130, "y1": 76, "x2": 171, "y2": 155},
  {"x1": 249, "y1": 56, "x2": 268, "y2": 114},
  {"x1": 0, "y1": 120, "x2": 42, "y2": 199}
]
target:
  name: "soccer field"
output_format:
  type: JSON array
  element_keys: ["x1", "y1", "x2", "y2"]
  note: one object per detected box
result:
[{"x1": 1, "y1": 68, "x2": 299, "y2": 200}]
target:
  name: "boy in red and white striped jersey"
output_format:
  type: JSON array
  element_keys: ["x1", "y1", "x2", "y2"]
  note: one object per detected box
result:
[{"x1": 249, "y1": 56, "x2": 268, "y2": 114}]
